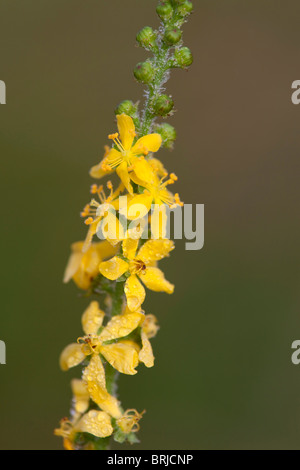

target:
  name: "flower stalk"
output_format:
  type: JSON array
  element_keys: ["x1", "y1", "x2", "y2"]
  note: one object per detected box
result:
[{"x1": 55, "y1": 0, "x2": 193, "y2": 450}]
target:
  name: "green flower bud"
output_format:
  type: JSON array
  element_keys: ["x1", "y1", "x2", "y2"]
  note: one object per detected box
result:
[
  {"x1": 134, "y1": 61, "x2": 155, "y2": 84},
  {"x1": 114, "y1": 100, "x2": 140, "y2": 129},
  {"x1": 114, "y1": 100, "x2": 137, "y2": 116},
  {"x1": 174, "y1": 46, "x2": 193, "y2": 68},
  {"x1": 153, "y1": 94, "x2": 174, "y2": 116},
  {"x1": 154, "y1": 123, "x2": 177, "y2": 149},
  {"x1": 156, "y1": 1, "x2": 173, "y2": 21},
  {"x1": 177, "y1": 1, "x2": 193, "y2": 16},
  {"x1": 136, "y1": 26, "x2": 157, "y2": 51},
  {"x1": 164, "y1": 27, "x2": 182, "y2": 46}
]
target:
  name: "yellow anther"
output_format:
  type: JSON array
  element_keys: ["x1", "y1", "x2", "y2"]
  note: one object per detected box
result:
[
  {"x1": 170, "y1": 173, "x2": 178, "y2": 181},
  {"x1": 108, "y1": 133, "x2": 119, "y2": 140},
  {"x1": 175, "y1": 193, "x2": 184, "y2": 206},
  {"x1": 90, "y1": 184, "x2": 98, "y2": 194},
  {"x1": 84, "y1": 217, "x2": 94, "y2": 225},
  {"x1": 107, "y1": 181, "x2": 113, "y2": 190}
]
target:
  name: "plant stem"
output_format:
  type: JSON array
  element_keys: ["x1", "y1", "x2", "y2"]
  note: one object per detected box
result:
[{"x1": 140, "y1": 43, "x2": 170, "y2": 136}]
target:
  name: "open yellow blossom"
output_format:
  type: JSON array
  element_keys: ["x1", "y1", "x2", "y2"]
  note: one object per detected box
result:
[
  {"x1": 60, "y1": 302, "x2": 144, "y2": 418},
  {"x1": 99, "y1": 239, "x2": 175, "y2": 311},
  {"x1": 128, "y1": 171, "x2": 183, "y2": 218},
  {"x1": 127, "y1": 171, "x2": 183, "y2": 239},
  {"x1": 60, "y1": 299, "x2": 145, "y2": 395},
  {"x1": 63, "y1": 240, "x2": 117, "y2": 290},
  {"x1": 54, "y1": 409, "x2": 113, "y2": 449},
  {"x1": 89, "y1": 114, "x2": 162, "y2": 194},
  {"x1": 81, "y1": 181, "x2": 125, "y2": 252}
]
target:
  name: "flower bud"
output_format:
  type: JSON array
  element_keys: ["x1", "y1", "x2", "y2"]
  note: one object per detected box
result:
[
  {"x1": 114, "y1": 100, "x2": 137, "y2": 117},
  {"x1": 134, "y1": 61, "x2": 155, "y2": 84},
  {"x1": 163, "y1": 27, "x2": 182, "y2": 46},
  {"x1": 153, "y1": 94, "x2": 174, "y2": 116},
  {"x1": 114, "y1": 100, "x2": 140, "y2": 129},
  {"x1": 154, "y1": 123, "x2": 177, "y2": 149},
  {"x1": 174, "y1": 46, "x2": 193, "y2": 68},
  {"x1": 136, "y1": 26, "x2": 157, "y2": 50},
  {"x1": 156, "y1": 1, "x2": 173, "y2": 21},
  {"x1": 177, "y1": 1, "x2": 193, "y2": 16}
]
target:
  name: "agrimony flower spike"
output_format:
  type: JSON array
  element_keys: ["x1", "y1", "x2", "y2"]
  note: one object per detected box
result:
[{"x1": 56, "y1": 0, "x2": 193, "y2": 450}]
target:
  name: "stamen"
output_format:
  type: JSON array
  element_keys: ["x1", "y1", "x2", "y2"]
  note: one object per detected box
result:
[
  {"x1": 90, "y1": 184, "x2": 98, "y2": 194},
  {"x1": 108, "y1": 133, "x2": 119, "y2": 140}
]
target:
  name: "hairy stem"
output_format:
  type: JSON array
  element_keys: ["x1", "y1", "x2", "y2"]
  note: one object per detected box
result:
[{"x1": 140, "y1": 43, "x2": 170, "y2": 136}]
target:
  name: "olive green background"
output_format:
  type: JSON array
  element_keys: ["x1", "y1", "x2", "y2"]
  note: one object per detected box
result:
[{"x1": 1, "y1": 0, "x2": 300, "y2": 450}]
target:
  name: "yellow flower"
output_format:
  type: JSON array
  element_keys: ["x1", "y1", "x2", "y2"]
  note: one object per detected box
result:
[
  {"x1": 59, "y1": 301, "x2": 144, "y2": 417},
  {"x1": 116, "y1": 409, "x2": 145, "y2": 435},
  {"x1": 81, "y1": 181, "x2": 124, "y2": 252},
  {"x1": 89, "y1": 114, "x2": 162, "y2": 194},
  {"x1": 126, "y1": 172, "x2": 183, "y2": 239},
  {"x1": 63, "y1": 240, "x2": 117, "y2": 290},
  {"x1": 99, "y1": 239, "x2": 175, "y2": 311},
  {"x1": 128, "y1": 171, "x2": 183, "y2": 217},
  {"x1": 54, "y1": 410, "x2": 114, "y2": 449}
]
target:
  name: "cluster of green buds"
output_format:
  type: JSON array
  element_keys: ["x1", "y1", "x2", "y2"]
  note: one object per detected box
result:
[{"x1": 115, "y1": 0, "x2": 193, "y2": 149}]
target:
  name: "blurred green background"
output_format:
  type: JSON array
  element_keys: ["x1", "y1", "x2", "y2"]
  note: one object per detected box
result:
[{"x1": 1, "y1": 0, "x2": 300, "y2": 450}]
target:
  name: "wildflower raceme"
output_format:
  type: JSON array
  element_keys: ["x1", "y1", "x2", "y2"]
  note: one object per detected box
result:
[{"x1": 56, "y1": 0, "x2": 194, "y2": 450}]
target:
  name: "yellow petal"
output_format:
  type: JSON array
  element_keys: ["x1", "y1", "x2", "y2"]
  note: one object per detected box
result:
[
  {"x1": 59, "y1": 343, "x2": 85, "y2": 371},
  {"x1": 149, "y1": 157, "x2": 167, "y2": 177},
  {"x1": 142, "y1": 314, "x2": 160, "y2": 339},
  {"x1": 139, "y1": 331, "x2": 154, "y2": 368},
  {"x1": 71, "y1": 242, "x2": 106, "y2": 290},
  {"x1": 132, "y1": 133, "x2": 162, "y2": 155},
  {"x1": 117, "y1": 114, "x2": 136, "y2": 151},
  {"x1": 100, "y1": 341, "x2": 139, "y2": 375},
  {"x1": 94, "y1": 240, "x2": 118, "y2": 260},
  {"x1": 81, "y1": 301, "x2": 105, "y2": 335},
  {"x1": 122, "y1": 238, "x2": 139, "y2": 260},
  {"x1": 63, "y1": 249, "x2": 83, "y2": 284},
  {"x1": 89, "y1": 158, "x2": 113, "y2": 179},
  {"x1": 140, "y1": 266, "x2": 174, "y2": 294},
  {"x1": 82, "y1": 354, "x2": 106, "y2": 390},
  {"x1": 137, "y1": 239, "x2": 174, "y2": 263},
  {"x1": 85, "y1": 381, "x2": 122, "y2": 419},
  {"x1": 124, "y1": 274, "x2": 146, "y2": 311},
  {"x1": 82, "y1": 356, "x2": 122, "y2": 418},
  {"x1": 82, "y1": 218, "x2": 101, "y2": 253},
  {"x1": 89, "y1": 146, "x2": 112, "y2": 178},
  {"x1": 116, "y1": 161, "x2": 133, "y2": 194},
  {"x1": 126, "y1": 192, "x2": 153, "y2": 220},
  {"x1": 71, "y1": 379, "x2": 90, "y2": 415},
  {"x1": 99, "y1": 256, "x2": 129, "y2": 280},
  {"x1": 99, "y1": 312, "x2": 143, "y2": 342},
  {"x1": 64, "y1": 241, "x2": 118, "y2": 290},
  {"x1": 100, "y1": 211, "x2": 126, "y2": 245},
  {"x1": 75, "y1": 410, "x2": 113, "y2": 438},
  {"x1": 132, "y1": 157, "x2": 156, "y2": 184},
  {"x1": 150, "y1": 203, "x2": 168, "y2": 239}
]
